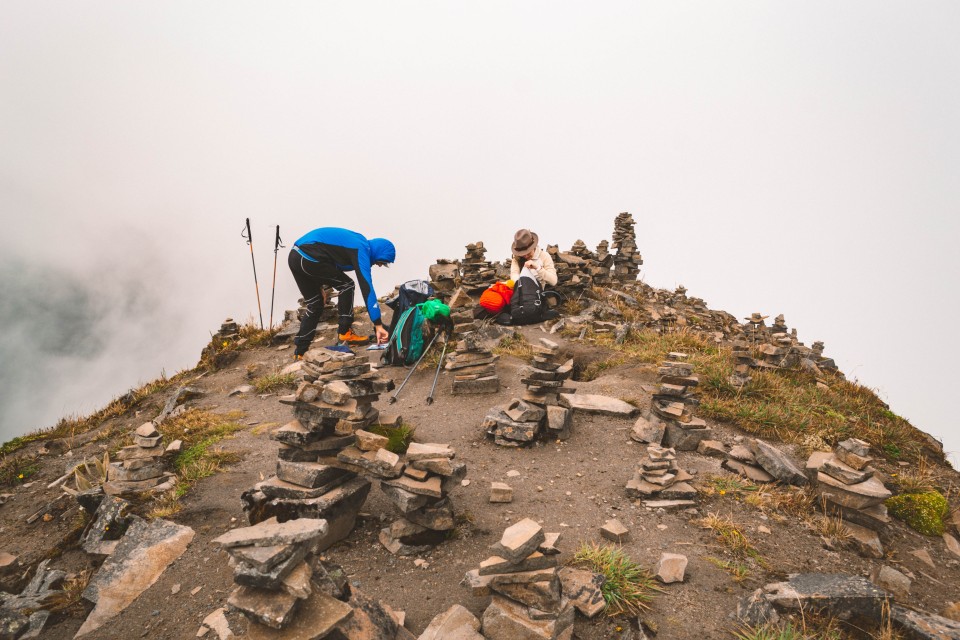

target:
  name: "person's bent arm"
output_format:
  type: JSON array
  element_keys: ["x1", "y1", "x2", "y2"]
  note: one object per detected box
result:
[{"x1": 538, "y1": 251, "x2": 558, "y2": 287}]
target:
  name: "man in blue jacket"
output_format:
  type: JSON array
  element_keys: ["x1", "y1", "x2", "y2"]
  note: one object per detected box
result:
[{"x1": 288, "y1": 227, "x2": 396, "y2": 356}]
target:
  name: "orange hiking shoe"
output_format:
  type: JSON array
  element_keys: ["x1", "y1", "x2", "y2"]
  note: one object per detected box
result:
[
  {"x1": 338, "y1": 329, "x2": 371, "y2": 346},
  {"x1": 293, "y1": 354, "x2": 303, "y2": 361}
]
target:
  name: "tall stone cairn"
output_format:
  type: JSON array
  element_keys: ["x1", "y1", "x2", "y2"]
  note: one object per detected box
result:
[
  {"x1": 460, "y1": 242, "x2": 497, "y2": 293},
  {"x1": 611, "y1": 212, "x2": 643, "y2": 283},
  {"x1": 625, "y1": 444, "x2": 697, "y2": 503},
  {"x1": 428, "y1": 258, "x2": 461, "y2": 298},
  {"x1": 631, "y1": 352, "x2": 712, "y2": 452},
  {"x1": 241, "y1": 349, "x2": 397, "y2": 551},
  {"x1": 447, "y1": 333, "x2": 500, "y2": 395},
  {"x1": 106, "y1": 423, "x2": 179, "y2": 496},
  {"x1": 463, "y1": 519, "x2": 574, "y2": 640},
  {"x1": 482, "y1": 338, "x2": 574, "y2": 447}
]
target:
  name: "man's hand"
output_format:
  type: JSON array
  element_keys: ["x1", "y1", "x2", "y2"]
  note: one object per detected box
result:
[
  {"x1": 526, "y1": 260, "x2": 540, "y2": 270},
  {"x1": 375, "y1": 325, "x2": 389, "y2": 345}
]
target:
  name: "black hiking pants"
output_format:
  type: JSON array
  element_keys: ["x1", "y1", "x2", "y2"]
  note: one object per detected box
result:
[{"x1": 288, "y1": 249, "x2": 356, "y2": 354}]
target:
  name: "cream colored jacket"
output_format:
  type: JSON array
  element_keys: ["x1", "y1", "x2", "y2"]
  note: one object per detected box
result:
[{"x1": 509, "y1": 247, "x2": 558, "y2": 287}]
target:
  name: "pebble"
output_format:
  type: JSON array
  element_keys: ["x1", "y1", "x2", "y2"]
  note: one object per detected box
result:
[
  {"x1": 171, "y1": 584, "x2": 181, "y2": 595},
  {"x1": 507, "y1": 470, "x2": 521, "y2": 478}
]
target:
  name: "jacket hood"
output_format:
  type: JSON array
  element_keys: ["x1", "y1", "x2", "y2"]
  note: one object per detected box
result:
[{"x1": 368, "y1": 238, "x2": 396, "y2": 264}]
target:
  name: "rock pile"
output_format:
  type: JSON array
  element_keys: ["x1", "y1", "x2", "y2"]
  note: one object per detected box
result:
[
  {"x1": 482, "y1": 338, "x2": 574, "y2": 447},
  {"x1": 241, "y1": 348, "x2": 396, "y2": 550},
  {"x1": 805, "y1": 438, "x2": 892, "y2": 558},
  {"x1": 463, "y1": 518, "x2": 576, "y2": 640},
  {"x1": 446, "y1": 333, "x2": 500, "y2": 395},
  {"x1": 448, "y1": 287, "x2": 479, "y2": 335},
  {"x1": 106, "y1": 422, "x2": 179, "y2": 496},
  {"x1": 625, "y1": 444, "x2": 697, "y2": 504},
  {"x1": 632, "y1": 352, "x2": 712, "y2": 451},
  {"x1": 460, "y1": 242, "x2": 496, "y2": 293},
  {"x1": 216, "y1": 317, "x2": 240, "y2": 341},
  {"x1": 428, "y1": 259, "x2": 461, "y2": 297},
  {"x1": 611, "y1": 212, "x2": 642, "y2": 283},
  {"x1": 379, "y1": 441, "x2": 466, "y2": 555},
  {"x1": 214, "y1": 518, "x2": 358, "y2": 633}
]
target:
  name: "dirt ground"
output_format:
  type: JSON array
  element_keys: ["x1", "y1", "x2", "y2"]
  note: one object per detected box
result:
[{"x1": 2, "y1": 320, "x2": 959, "y2": 640}]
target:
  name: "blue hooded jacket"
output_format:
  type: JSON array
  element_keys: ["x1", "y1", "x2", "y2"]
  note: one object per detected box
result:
[{"x1": 293, "y1": 227, "x2": 396, "y2": 324}]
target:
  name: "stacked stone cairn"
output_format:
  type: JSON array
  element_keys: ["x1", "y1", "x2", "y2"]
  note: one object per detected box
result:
[
  {"x1": 446, "y1": 333, "x2": 500, "y2": 395},
  {"x1": 460, "y1": 242, "x2": 497, "y2": 293},
  {"x1": 611, "y1": 212, "x2": 643, "y2": 283},
  {"x1": 378, "y1": 441, "x2": 466, "y2": 555},
  {"x1": 546, "y1": 244, "x2": 591, "y2": 298},
  {"x1": 463, "y1": 518, "x2": 575, "y2": 640},
  {"x1": 241, "y1": 348, "x2": 395, "y2": 551},
  {"x1": 447, "y1": 287, "x2": 479, "y2": 335},
  {"x1": 216, "y1": 317, "x2": 240, "y2": 340},
  {"x1": 428, "y1": 259, "x2": 461, "y2": 298},
  {"x1": 106, "y1": 422, "x2": 179, "y2": 496},
  {"x1": 482, "y1": 338, "x2": 574, "y2": 447},
  {"x1": 632, "y1": 352, "x2": 712, "y2": 451},
  {"x1": 625, "y1": 444, "x2": 696, "y2": 505},
  {"x1": 805, "y1": 438, "x2": 892, "y2": 558},
  {"x1": 729, "y1": 340, "x2": 754, "y2": 388}
]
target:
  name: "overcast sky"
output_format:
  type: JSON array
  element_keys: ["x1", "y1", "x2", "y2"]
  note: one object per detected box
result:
[{"x1": 1, "y1": 2, "x2": 957, "y2": 463}]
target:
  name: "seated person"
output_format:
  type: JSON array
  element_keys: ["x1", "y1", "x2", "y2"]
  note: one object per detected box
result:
[{"x1": 510, "y1": 229, "x2": 557, "y2": 288}]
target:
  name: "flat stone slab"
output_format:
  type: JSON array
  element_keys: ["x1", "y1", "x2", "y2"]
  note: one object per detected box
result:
[
  {"x1": 418, "y1": 604, "x2": 484, "y2": 640},
  {"x1": 406, "y1": 442, "x2": 455, "y2": 461},
  {"x1": 490, "y1": 482, "x2": 514, "y2": 503},
  {"x1": 212, "y1": 518, "x2": 328, "y2": 549},
  {"x1": 890, "y1": 605, "x2": 960, "y2": 640},
  {"x1": 750, "y1": 439, "x2": 808, "y2": 486},
  {"x1": 490, "y1": 518, "x2": 545, "y2": 564},
  {"x1": 559, "y1": 393, "x2": 638, "y2": 417},
  {"x1": 763, "y1": 573, "x2": 891, "y2": 622},
  {"x1": 245, "y1": 590, "x2": 353, "y2": 639},
  {"x1": 479, "y1": 552, "x2": 557, "y2": 576},
  {"x1": 816, "y1": 473, "x2": 892, "y2": 510},
  {"x1": 481, "y1": 594, "x2": 574, "y2": 640},
  {"x1": 227, "y1": 585, "x2": 300, "y2": 630},
  {"x1": 77, "y1": 518, "x2": 194, "y2": 636},
  {"x1": 643, "y1": 499, "x2": 697, "y2": 510},
  {"x1": 601, "y1": 519, "x2": 629, "y2": 543}
]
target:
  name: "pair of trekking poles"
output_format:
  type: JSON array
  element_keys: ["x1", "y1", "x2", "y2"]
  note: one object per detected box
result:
[
  {"x1": 241, "y1": 218, "x2": 284, "y2": 331},
  {"x1": 388, "y1": 328, "x2": 450, "y2": 406}
]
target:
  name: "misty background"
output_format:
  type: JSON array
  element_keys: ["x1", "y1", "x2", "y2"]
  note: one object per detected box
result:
[{"x1": 1, "y1": 2, "x2": 958, "y2": 464}]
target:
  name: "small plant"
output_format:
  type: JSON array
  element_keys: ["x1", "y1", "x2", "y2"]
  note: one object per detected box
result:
[
  {"x1": 571, "y1": 542, "x2": 661, "y2": 616},
  {"x1": 706, "y1": 556, "x2": 751, "y2": 583},
  {"x1": 45, "y1": 569, "x2": 93, "y2": 614},
  {"x1": 252, "y1": 372, "x2": 297, "y2": 394},
  {"x1": 62, "y1": 452, "x2": 111, "y2": 495},
  {"x1": 886, "y1": 491, "x2": 949, "y2": 536},
  {"x1": 698, "y1": 512, "x2": 761, "y2": 561},
  {"x1": 367, "y1": 424, "x2": 415, "y2": 454},
  {"x1": 812, "y1": 515, "x2": 852, "y2": 543},
  {"x1": 733, "y1": 622, "x2": 810, "y2": 640}
]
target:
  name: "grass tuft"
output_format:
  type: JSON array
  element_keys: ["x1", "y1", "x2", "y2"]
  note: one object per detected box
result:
[
  {"x1": 493, "y1": 332, "x2": 534, "y2": 360},
  {"x1": 571, "y1": 542, "x2": 661, "y2": 616},
  {"x1": 698, "y1": 512, "x2": 762, "y2": 561},
  {"x1": 367, "y1": 424, "x2": 415, "y2": 454},
  {"x1": 252, "y1": 372, "x2": 297, "y2": 393}
]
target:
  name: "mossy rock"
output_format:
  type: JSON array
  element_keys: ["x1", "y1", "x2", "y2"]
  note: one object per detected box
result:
[{"x1": 885, "y1": 491, "x2": 949, "y2": 536}]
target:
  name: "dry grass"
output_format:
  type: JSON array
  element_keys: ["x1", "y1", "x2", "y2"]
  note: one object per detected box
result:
[
  {"x1": 572, "y1": 542, "x2": 662, "y2": 616},
  {"x1": 698, "y1": 512, "x2": 762, "y2": 561},
  {"x1": 706, "y1": 556, "x2": 751, "y2": 583},
  {"x1": 493, "y1": 332, "x2": 534, "y2": 359},
  {"x1": 812, "y1": 515, "x2": 852, "y2": 543},
  {"x1": 45, "y1": 569, "x2": 93, "y2": 614},
  {"x1": 252, "y1": 371, "x2": 297, "y2": 393},
  {"x1": 743, "y1": 486, "x2": 816, "y2": 520}
]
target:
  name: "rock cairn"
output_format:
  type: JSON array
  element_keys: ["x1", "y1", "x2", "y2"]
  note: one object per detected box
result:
[
  {"x1": 632, "y1": 352, "x2": 712, "y2": 451},
  {"x1": 448, "y1": 287, "x2": 479, "y2": 335},
  {"x1": 446, "y1": 333, "x2": 500, "y2": 395},
  {"x1": 482, "y1": 338, "x2": 574, "y2": 447},
  {"x1": 428, "y1": 259, "x2": 461, "y2": 297},
  {"x1": 625, "y1": 444, "x2": 697, "y2": 505},
  {"x1": 460, "y1": 242, "x2": 496, "y2": 293},
  {"x1": 805, "y1": 438, "x2": 892, "y2": 558},
  {"x1": 241, "y1": 348, "x2": 396, "y2": 550},
  {"x1": 379, "y1": 441, "x2": 466, "y2": 555},
  {"x1": 106, "y1": 422, "x2": 179, "y2": 496},
  {"x1": 463, "y1": 518, "x2": 575, "y2": 640},
  {"x1": 213, "y1": 518, "x2": 411, "y2": 637},
  {"x1": 729, "y1": 340, "x2": 754, "y2": 388},
  {"x1": 216, "y1": 317, "x2": 239, "y2": 341},
  {"x1": 611, "y1": 212, "x2": 643, "y2": 283}
]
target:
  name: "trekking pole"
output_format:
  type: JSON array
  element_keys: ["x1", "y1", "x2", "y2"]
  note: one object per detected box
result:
[
  {"x1": 425, "y1": 335, "x2": 449, "y2": 405},
  {"x1": 388, "y1": 332, "x2": 440, "y2": 404},
  {"x1": 268, "y1": 225, "x2": 284, "y2": 331},
  {"x1": 241, "y1": 218, "x2": 265, "y2": 330}
]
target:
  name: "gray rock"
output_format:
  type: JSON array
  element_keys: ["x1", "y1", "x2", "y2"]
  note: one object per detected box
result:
[
  {"x1": 631, "y1": 416, "x2": 665, "y2": 445},
  {"x1": 77, "y1": 518, "x2": 194, "y2": 636},
  {"x1": 559, "y1": 393, "x2": 638, "y2": 417},
  {"x1": 481, "y1": 594, "x2": 574, "y2": 640},
  {"x1": 558, "y1": 567, "x2": 605, "y2": 618},
  {"x1": 276, "y1": 460, "x2": 352, "y2": 489},
  {"x1": 233, "y1": 544, "x2": 310, "y2": 590},
  {"x1": 212, "y1": 518, "x2": 328, "y2": 549},
  {"x1": 380, "y1": 482, "x2": 431, "y2": 513},
  {"x1": 750, "y1": 439, "x2": 808, "y2": 486},
  {"x1": 891, "y1": 605, "x2": 960, "y2": 640},
  {"x1": 655, "y1": 553, "x2": 687, "y2": 584},
  {"x1": 763, "y1": 573, "x2": 890, "y2": 622},
  {"x1": 870, "y1": 566, "x2": 911, "y2": 599},
  {"x1": 735, "y1": 589, "x2": 780, "y2": 626},
  {"x1": 490, "y1": 519, "x2": 545, "y2": 564},
  {"x1": 227, "y1": 585, "x2": 300, "y2": 630},
  {"x1": 417, "y1": 604, "x2": 483, "y2": 640}
]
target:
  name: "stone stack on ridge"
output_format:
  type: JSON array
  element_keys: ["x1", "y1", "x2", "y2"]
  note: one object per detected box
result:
[
  {"x1": 482, "y1": 338, "x2": 574, "y2": 447},
  {"x1": 729, "y1": 340, "x2": 755, "y2": 388},
  {"x1": 378, "y1": 441, "x2": 466, "y2": 555},
  {"x1": 462, "y1": 518, "x2": 575, "y2": 640},
  {"x1": 611, "y1": 212, "x2": 643, "y2": 283},
  {"x1": 460, "y1": 242, "x2": 496, "y2": 293},
  {"x1": 446, "y1": 333, "x2": 500, "y2": 395},
  {"x1": 106, "y1": 422, "x2": 179, "y2": 496},
  {"x1": 241, "y1": 347, "x2": 396, "y2": 550},
  {"x1": 625, "y1": 444, "x2": 697, "y2": 504},
  {"x1": 805, "y1": 438, "x2": 893, "y2": 558},
  {"x1": 216, "y1": 318, "x2": 240, "y2": 341},
  {"x1": 631, "y1": 352, "x2": 712, "y2": 451},
  {"x1": 428, "y1": 259, "x2": 461, "y2": 297},
  {"x1": 215, "y1": 518, "x2": 341, "y2": 631},
  {"x1": 546, "y1": 243, "x2": 591, "y2": 298},
  {"x1": 447, "y1": 287, "x2": 479, "y2": 335}
]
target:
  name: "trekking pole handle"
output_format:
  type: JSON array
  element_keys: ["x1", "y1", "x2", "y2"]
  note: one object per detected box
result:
[
  {"x1": 243, "y1": 218, "x2": 252, "y2": 245},
  {"x1": 274, "y1": 225, "x2": 284, "y2": 252}
]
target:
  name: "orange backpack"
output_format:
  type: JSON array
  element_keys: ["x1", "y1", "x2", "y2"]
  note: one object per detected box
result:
[{"x1": 479, "y1": 281, "x2": 515, "y2": 313}]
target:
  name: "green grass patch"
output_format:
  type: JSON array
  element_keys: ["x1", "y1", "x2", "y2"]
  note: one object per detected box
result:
[
  {"x1": 706, "y1": 556, "x2": 751, "y2": 583},
  {"x1": 252, "y1": 372, "x2": 297, "y2": 393},
  {"x1": 571, "y1": 542, "x2": 661, "y2": 616},
  {"x1": 886, "y1": 491, "x2": 949, "y2": 536},
  {"x1": 368, "y1": 424, "x2": 415, "y2": 454},
  {"x1": 0, "y1": 454, "x2": 40, "y2": 487}
]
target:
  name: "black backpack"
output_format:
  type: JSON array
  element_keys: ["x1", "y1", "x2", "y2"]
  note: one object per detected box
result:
[
  {"x1": 381, "y1": 280, "x2": 435, "y2": 366},
  {"x1": 510, "y1": 274, "x2": 544, "y2": 325}
]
